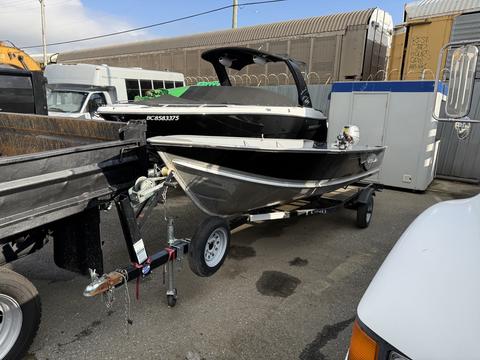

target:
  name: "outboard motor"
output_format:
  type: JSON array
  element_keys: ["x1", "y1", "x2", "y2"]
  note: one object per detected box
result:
[{"x1": 336, "y1": 125, "x2": 360, "y2": 149}]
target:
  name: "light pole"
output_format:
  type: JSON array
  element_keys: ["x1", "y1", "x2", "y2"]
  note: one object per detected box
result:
[
  {"x1": 39, "y1": 0, "x2": 47, "y2": 65},
  {"x1": 232, "y1": 0, "x2": 238, "y2": 29}
]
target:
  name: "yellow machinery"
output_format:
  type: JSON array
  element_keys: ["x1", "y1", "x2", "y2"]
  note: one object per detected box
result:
[{"x1": 0, "y1": 41, "x2": 42, "y2": 71}]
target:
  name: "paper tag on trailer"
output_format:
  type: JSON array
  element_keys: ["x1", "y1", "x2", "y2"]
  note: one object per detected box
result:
[{"x1": 133, "y1": 239, "x2": 148, "y2": 264}]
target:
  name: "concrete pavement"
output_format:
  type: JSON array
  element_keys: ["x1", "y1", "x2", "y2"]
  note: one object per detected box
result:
[{"x1": 7, "y1": 180, "x2": 478, "y2": 360}]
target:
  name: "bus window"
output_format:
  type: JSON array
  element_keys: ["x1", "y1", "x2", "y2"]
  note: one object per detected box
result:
[
  {"x1": 125, "y1": 79, "x2": 140, "y2": 100},
  {"x1": 164, "y1": 81, "x2": 174, "y2": 89},
  {"x1": 140, "y1": 79, "x2": 152, "y2": 96},
  {"x1": 174, "y1": 81, "x2": 184, "y2": 88},
  {"x1": 153, "y1": 80, "x2": 164, "y2": 89}
]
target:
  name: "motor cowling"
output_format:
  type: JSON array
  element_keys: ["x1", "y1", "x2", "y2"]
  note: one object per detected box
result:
[{"x1": 336, "y1": 125, "x2": 360, "y2": 149}]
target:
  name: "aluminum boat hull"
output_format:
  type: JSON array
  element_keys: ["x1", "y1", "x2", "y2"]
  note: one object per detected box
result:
[{"x1": 150, "y1": 136, "x2": 385, "y2": 217}]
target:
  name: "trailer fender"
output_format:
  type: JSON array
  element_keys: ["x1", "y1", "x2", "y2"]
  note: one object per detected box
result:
[{"x1": 356, "y1": 186, "x2": 376, "y2": 205}]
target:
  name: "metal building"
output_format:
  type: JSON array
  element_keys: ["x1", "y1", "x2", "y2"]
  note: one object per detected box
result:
[{"x1": 57, "y1": 8, "x2": 393, "y2": 85}]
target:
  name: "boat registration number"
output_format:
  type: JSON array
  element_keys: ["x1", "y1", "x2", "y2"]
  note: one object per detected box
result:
[{"x1": 146, "y1": 115, "x2": 180, "y2": 121}]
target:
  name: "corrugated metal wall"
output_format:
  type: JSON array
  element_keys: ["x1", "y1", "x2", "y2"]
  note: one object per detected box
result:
[
  {"x1": 449, "y1": 11, "x2": 480, "y2": 77},
  {"x1": 59, "y1": 10, "x2": 375, "y2": 61},
  {"x1": 436, "y1": 82, "x2": 480, "y2": 182},
  {"x1": 405, "y1": 0, "x2": 480, "y2": 20},
  {"x1": 56, "y1": 9, "x2": 392, "y2": 84},
  {"x1": 66, "y1": 31, "x2": 389, "y2": 84},
  {"x1": 435, "y1": 12, "x2": 480, "y2": 182}
]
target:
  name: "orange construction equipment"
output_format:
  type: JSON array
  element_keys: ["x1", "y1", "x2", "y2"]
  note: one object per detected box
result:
[{"x1": 0, "y1": 41, "x2": 42, "y2": 71}]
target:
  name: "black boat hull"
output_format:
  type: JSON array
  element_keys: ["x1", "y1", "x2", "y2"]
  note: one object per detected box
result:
[
  {"x1": 150, "y1": 137, "x2": 385, "y2": 217},
  {"x1": 155, "y1": 145, "x2": 384, "y2": 181},
  {"x1": 101, "y1": 112, "x2": 327, "y2": 142}
]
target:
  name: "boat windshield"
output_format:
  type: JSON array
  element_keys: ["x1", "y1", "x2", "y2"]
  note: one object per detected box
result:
[{"x1": 47, "y1": 90, "x2": 88, "y2": 113}]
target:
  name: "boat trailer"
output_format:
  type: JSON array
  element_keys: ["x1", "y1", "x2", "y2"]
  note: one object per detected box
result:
[{"x1": 83, "y1": 169, "x2": 380, "y2": 309}]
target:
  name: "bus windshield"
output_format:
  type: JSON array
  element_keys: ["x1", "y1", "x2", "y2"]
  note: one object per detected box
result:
[{"x1": 47, "y1": 90, "x2": 88, "y2": 113}]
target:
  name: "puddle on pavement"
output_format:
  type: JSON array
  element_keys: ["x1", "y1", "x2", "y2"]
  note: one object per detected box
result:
[
  {"x1": 289, "y1": 257, "x2": 308, "y2": 266},
  {"x1": 256, "y1": 271, "x2": 301, "y2": 297}
]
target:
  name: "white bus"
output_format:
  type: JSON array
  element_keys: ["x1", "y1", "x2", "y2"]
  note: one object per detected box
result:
[{"x1": 44, "y1": 63, "x2": 185, "y2": 118}]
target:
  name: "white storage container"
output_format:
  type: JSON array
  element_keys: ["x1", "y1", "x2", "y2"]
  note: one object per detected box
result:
[{"x1": 327, "y1": 81, "x2": 440, "y2": 190}]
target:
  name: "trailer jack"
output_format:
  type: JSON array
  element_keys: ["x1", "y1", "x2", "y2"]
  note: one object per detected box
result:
[{"x1": 83, "y1": 172, "x2": 189, "y2": 307}]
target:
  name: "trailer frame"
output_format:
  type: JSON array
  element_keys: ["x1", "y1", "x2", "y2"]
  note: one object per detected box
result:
[{"x1": 83, "y1": 175, "x2": 380, "y2": 307}]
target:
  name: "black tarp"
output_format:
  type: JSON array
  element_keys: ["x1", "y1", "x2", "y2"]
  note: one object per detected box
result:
[{"x1": 136, "y1": 86, "x2": 298, "y2": 107}]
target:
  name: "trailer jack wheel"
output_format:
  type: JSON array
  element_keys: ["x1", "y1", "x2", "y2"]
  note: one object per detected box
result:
[
  {"x1": 0, "y1": 268, "x2": 41, "y2": 360},
  {"x1": 356, "y1": 195, "x2": 374, "y2": 228},
  {"x1": 189, "y1": 217, "x2": 230, "y2": 277},
  {"x1": 167, "y1": 289, "x2": 177, "y2": 307}
]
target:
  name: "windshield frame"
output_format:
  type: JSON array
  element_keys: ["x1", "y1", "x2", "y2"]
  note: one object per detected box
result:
[{"x1": 47, "y1": 89, "x2": 89, "y2": 113}]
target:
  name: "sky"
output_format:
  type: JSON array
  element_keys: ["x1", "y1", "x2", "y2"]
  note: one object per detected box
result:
[{"x1": 0, "y1": 0, "x2": 408, "y2": 54}]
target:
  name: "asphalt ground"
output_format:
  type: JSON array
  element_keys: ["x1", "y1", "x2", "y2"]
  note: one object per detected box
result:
[{"x1": 5, "y1": 180, "x2": 479, "y2": 360}]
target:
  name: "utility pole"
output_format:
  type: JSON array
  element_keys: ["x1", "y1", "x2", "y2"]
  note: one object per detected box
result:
[
  {"x1": 39, "y1": 0, "x2": 47, "y2": 66},
  {"x1": 232, "y1": 0, "x2": 238, "y2": 29}
]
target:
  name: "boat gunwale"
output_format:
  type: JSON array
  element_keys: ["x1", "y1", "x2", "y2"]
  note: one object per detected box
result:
[
  {"x1": 98, "y1": 104, "x2": 327, "y2": 119},
  {"x1": 148, "y1": 137, "x2": 386, "y2": 155}
]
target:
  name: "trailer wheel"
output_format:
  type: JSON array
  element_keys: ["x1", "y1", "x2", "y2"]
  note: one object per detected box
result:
[
  {"x1": 167, "y1": 294, "x2": 177, "y2": 307},
  {"x1": 188, "y1": 217, "x2": 230, "y2": 277},
  {"x1": 356, "y1": 195, "x2": 374, "y2": 228},
  {"x1": 0, "y1": 268, "x2": 41, "y2": 360}
]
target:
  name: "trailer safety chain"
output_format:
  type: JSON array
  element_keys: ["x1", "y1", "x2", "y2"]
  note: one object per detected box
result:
[
  {"x1": 116, "y1": 269, "x2": 133, "y2": 335},
  {"x1": 161, "y1": 171, "x2": 175, "y2": 222},
  {"x1": 162, "y1": 184, "x2": 170, "y2": 222},
  {"x1": 96, "y1": 269, "x2": 132, "y2": 335},
  {"x1": 103, "y1": 287, "x2": 115, "y2": 309}
]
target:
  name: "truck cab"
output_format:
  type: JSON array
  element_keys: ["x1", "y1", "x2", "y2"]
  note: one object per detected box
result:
[
  {"x1": 44, "y1": 63, "x2": 185, "y2": 118},
  {"x1": 47, "y1": 84, "x2": 114, "y2": 119}
]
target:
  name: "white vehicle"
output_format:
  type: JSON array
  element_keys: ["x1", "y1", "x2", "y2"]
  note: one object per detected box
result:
[
  {"x1": 44, "y1": 63, "x2": 185, "y2": 119},
  {"x1": 346, "y1": 41, "x2": 480, "y2": 360}
]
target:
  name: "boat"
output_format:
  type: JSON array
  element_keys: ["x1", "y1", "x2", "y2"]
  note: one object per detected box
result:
[
  {"x1": 99, "y1": 47, "x2": 327, "y2": 142},
  {"x1": 148, "y1": 135, "x2": 386, "y2": 217}
]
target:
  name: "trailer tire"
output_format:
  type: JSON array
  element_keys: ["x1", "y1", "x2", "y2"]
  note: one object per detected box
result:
[
  {"x1": 189, "y1": 217, "x2": 230, "y2": 277},
  {"x1": 167, "y1": 294, "x2": 177, "y2": 307},
  {"x1": 356, "y1": 195, "x2": 374, "y2": 228},
  {"x1": 0, "y1": 268, "x2": 41, "y2": 360}
]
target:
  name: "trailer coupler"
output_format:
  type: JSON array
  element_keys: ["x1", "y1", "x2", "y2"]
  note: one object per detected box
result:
[{"x1": 83, "y1": 239, "x2": 188, "y2": 303}]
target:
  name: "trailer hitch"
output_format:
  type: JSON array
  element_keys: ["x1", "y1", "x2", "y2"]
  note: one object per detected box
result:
[
  {"x1": 83, "y1": 170, "x2": 189, "y2": 307},
  {"x1": 83, "y1": 269, "x2": 125, "y2": 297}
]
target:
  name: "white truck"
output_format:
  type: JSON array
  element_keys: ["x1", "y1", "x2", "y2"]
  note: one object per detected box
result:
[
  {"x1": 346, "y1": 41, "x2": 480, "y2": 360},
  {"x1": 44, "y1": 63, "x2": 185, "y2": 119}
]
